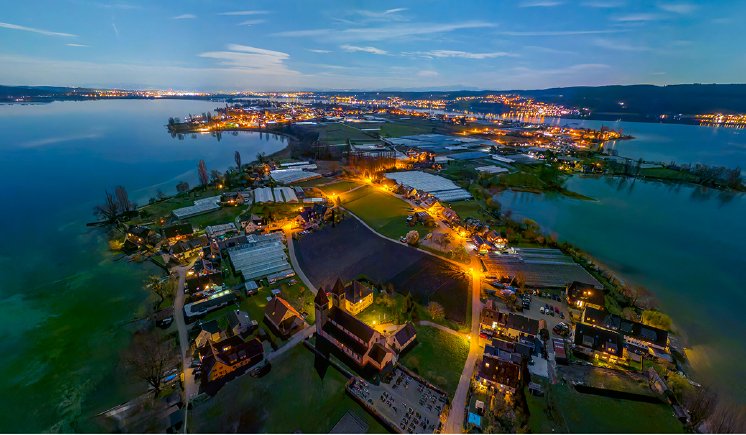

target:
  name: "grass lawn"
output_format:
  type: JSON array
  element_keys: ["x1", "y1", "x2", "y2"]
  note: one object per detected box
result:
[
  {"x1": 186, "y1": 205, "x2": 247, "y2": 229},
  {"x1": 191, "y1": 345, "x2": 389, "y2": 433},
  {"x1": 313, "y1": 123, "x2": 379, "y2": 144},
  {"x1": 533, "y1": 383, "x2": 683, "y2": 434},
  {"x1": 449, "y1": 200, "x2": 485, "y2": 220},
  {"x1": 294, "y1": 177, "x2": 333, "y2": 187},
  {"x1": 318, "y1": 180, "x2": 362, "y2": 195},
  {"x1": 399, "y1": 325, "x2": 469, "y2": 396},
  {"x1": 342, "y1": 186, "x2": 418, "y2": 240},
  {"x1": 638, "y1": 167, "x2": 699, "y2": 182},
  {"x1": 357, "y1": 292, "x2": 406, "y2": 327}
]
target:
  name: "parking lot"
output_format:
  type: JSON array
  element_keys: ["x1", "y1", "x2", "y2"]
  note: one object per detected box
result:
[
  {"x1": 348, "y1": 367, "x2": 447, "y2": 434},
  {"x1": 514, "y1": 292, "x2": 571, "y2": 339}
]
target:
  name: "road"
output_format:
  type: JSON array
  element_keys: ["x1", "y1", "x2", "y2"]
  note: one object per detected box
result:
[
  {"x1": 284, "y1": 229, "x2": 318, "y2": 295},
  {"x1": 417, "y1": 320, "x2": 468, "y2": 338},
  {"x1": 444, "y1": 254, "x2": 483, "y2": 434},
  {"x1": 266, "y1": 324, "x2": 315, "y2": 362},
  {"x1": 172, "y1": 265, "x2": 198, "y2": 434}
]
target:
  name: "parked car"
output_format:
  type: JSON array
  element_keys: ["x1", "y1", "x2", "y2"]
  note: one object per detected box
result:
[
  {"x1": 554, "y1": 306, "x2": 560, "y2": 313},
  {"x1": 539, "y1": 307, "x2": 545, "y2": 314},
  {"x1": 559, "y1": 312, "x2": 565, "y2": 319}
]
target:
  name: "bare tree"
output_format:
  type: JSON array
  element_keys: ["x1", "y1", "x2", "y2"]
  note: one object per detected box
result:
[
  {"x1": 121, "y1": 330, "x2": 178, "y2": 397},
  {"x1": 146, "y1": 275, "x2": 173, "y2": 310},
  {"x1": 176, "y1": 181, "x2": 190, "y2": 194},
  {"x1": 426, "y1": 302, "x2": 445, "y2": 321},
  {"x1": 114, "y1": 185, "x2": 135, "y2": 213},
  {"x1": 198, "y1": 160, "x2": 209, "y2": 188},
  {"x1": 686, "y1": 387, "x2": 719, "y2": 429},
  {"x1": 210, "y1": 169, "x2": 223, "y2": 185},
  {"x1": 93, "y1": 190, "x2": 120, "y2": 221},
  {"x1": 708, "y1": 401, "x2": 746, "y2": 434},
  {"x1": 234, "y1": 150, "x2": 242, "y2": 172}
]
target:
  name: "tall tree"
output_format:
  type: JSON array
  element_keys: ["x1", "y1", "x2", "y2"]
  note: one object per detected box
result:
[
  {"x1": 686, "y1": 387, "x2": 719, "y2": 429},
  {"x1": 198, "y1": 160, "x2": 209, "y2": 188},
  {"x1": 114, "y1": 185, "x2": 135, "y2": 213},
  {"x1": 176, "y1": 181, "x2": 190, "y2": 194},
  {"x1": 121, "y1": 331, "x2": 178, "y2": 398},
  {"x1": 93, "y1": 190, "x2": 120, "y2": 221},
  {"x1": 146, "y1": 275, "x2": 172, "y2": 310},
  {"x1": 234, "y1": 150, "x2": 242, "y2": 172}
]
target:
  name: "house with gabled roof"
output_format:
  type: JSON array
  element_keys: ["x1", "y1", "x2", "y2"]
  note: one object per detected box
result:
[
  {"x1": 389, "y1": 322, "x2": 417, "y2": 353},
  {"x1": 263, "y1": 296, "x2": 303, "y2": 338},
  {"x1": 197, "y1": 336, "x2": 264, "y2": 384},
  {"x1": 328, "y1": 278, "x2": 374, "y2": 315},
  {"x1": 566, "y1": 281, "x2": 605, "y2": 310}
]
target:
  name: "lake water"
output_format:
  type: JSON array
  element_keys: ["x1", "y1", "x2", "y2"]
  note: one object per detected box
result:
[
  {"x1": 496, "y1": 176, "x2": 746, "y2": 401},
  {"x1": 0, "y1": 100, "x2": 287, "y2": 432},
  {"x1": 542, "y1": 117, "x2": 746, "y2": 169}
]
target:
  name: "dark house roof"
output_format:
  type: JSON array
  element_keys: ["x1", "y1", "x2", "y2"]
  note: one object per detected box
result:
[
  {"x1": 574, "y1": 323, "x2": 625, "y2": 357},
  {"x1": 566, "y1": 281, "x2": 605, "y2": 307},
  {"x1": 200, "y1": 336, "x2": 263, "y2": 383},
  {"x1": 163, "y1": 222, "x2": 193, "y2": 239},
  {"x1": 345, "y1": 281, "x2": 373, "y2": 304},
  {"x1": 227, "y1": 309, "x2": 251, "y2": 329},
  {"x1": 369, "y1": 343, "x2": 390, "y2": 364},
  {"x1": 393, "y1": 322, "x2": 417, "y2": 348},
  {"x1": 127, "y1": 225, "x2": 152, "y2": 238},
  {"x1": 506, "y1": 313, "x2": 540, "y2": 336},
  {"x1": 478, "y1": 355, "x2": 521, "y2": 389},
  {"x1": 582, "y1": 307, "x2": 668, "y2": 348},
  {"x1": 264, "y1": 297, "x2": 301, "y2": 330},
  {"x1": 197, "y1": 319, "x2": 221, "y2": 334},
  {"x1": 328, "y1": 307, "x2": 375, "y2": 343},
  {"x1": 322, "y1": 320, "x2": 368, "y2": 357},
  {"x1": 314, "y1": 287, "x2": 330, "y2": 306}
]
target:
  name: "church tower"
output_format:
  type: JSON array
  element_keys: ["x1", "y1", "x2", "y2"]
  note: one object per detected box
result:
[{"x1": 314, "y1": 286, "x2": 330, "y2": 329}]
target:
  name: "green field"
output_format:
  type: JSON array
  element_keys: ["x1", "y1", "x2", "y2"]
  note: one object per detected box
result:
[
  {"x1": 318, "y1": 180, "x2": 362, "y2": 195},
  {"x1": 312, "y1": 123, "x2": 379, "y2": 144},
  {"x1": 449, "y1": 200, "x2": 485, "y2": 220},
  {"x1": 399, "y1": 325, "x2": 469, "y2": 395},
  {"x1": 191, "y1": 345, "x2": 388, "y2": 433},
  {"x1": 528, "y1": 383, "x2": 683, "y2": 434},
  {"x1": 638, "y1": 167, "x2": 699, "y2": 182},
  {"x1": 186, "y1": 205, "x2": 247, "y2": 229},
  {"x1": 342, "y1": 186, "x2": 418, "y2": 240}
]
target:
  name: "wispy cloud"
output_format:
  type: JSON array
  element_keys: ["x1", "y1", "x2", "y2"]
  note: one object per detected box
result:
[
  {"x1": 90, "y1": 2, "x2": 141, "y2": 10},
  {"x1": 218, "y1": 10, "x2": 269, "y2": 16},
  {"x1": 581, "y1": 0, "x2": 624, "y2": 7},
  {"x1": 274, "y1": 21, "x2": 495, "y2": 41},
  {"x1": 341, "y1": 44, "x2": 388, "y2": 55},
  {"x1": 519, "y1": 1, "x2": 563, "y2": 7},
  {"x1": 238, "y1": 19, "x2": 266, "y2": 26},
  {"x1": 412, "y1": 50, "x2": 515, "y2": 59},
  {"x1": 499, "y1": 29, "x2": 626, "y2": 36},
  {"x1": 417, "y1": 70, "x2": 439, "y2": 78},
  {"x1": 657, "y1": 2, "x2": 697, "y2": 14},
  {"x1": 111, "y1": 22, "x2": 119, "y2": 38},
  {"x1": 611, "y1": 13, "x2": 663, "y2": 22},
  {"x1": 21, "y1": 133, "x2": 101, "y2": 148},
  {"x1": 0, "y1": 21, "x2": 76, "y2": 37},
  {"x1": 593, "y1": 38, "x2": 650, "y2": 51},
  {"x1": 309, "y1": 49, "x2": 332, "y2": 54},
  {"x1": 66, "y1": 43, "x2": 89, "y2": 47},
  {"x1": 198, "y1": 44, "x2": 297, "y2": 75},
  {"x1": 172, "y1": 14, "x2": 196, "y2": 20},
  {"x1": 354, "y1": 8, "x2": 408, "y2": 20}
]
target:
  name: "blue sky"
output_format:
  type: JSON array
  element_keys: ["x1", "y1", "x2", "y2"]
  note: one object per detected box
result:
[{"x1": 1, "y1": 0, "x2": 744, "y2": 91}]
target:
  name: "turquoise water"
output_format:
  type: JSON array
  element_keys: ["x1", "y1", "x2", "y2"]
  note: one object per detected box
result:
[
  {"x1": 0, "y1": 100, "x2": 286, "y2": 432},
  {"x1": 496, "y1": 176, "x2": 746, "y2": 401},
  {"x1": 542, "y1": 117, "x2": 746, "y2": 169}
]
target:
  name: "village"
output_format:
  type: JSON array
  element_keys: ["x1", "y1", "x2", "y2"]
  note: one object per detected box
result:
[{"x1": 99, "y1": 105, "x2": 704, "y2": 434}]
